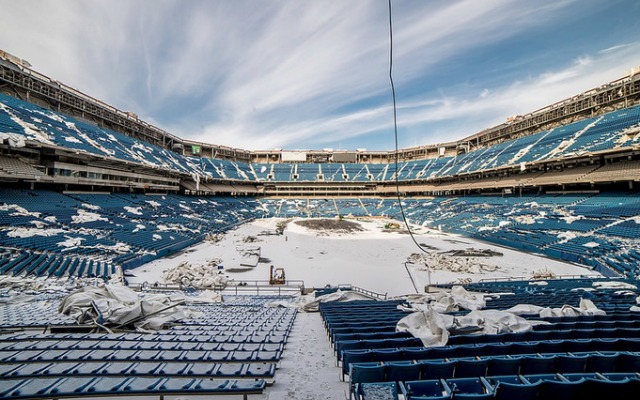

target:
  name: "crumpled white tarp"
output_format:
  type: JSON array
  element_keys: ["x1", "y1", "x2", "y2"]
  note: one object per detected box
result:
[
  {"x1": 504, "y1": 298, "x2": 606, "y2": 318},
  {"x1": 457, "y1": 309, "x2": 543, "y2": 335},
  {"x1": 396, "y1": 307, "x2": 453, "y2": 346},
  {"x1": 539, "y1": 298, "x2": 606, "y2": 318},
  {"x1": 162, "y1": 261, "x2": 230, "y2": 289},
  {"x1": 59, "y1": 284, "x2": 196, "y2": 330},
  {"x1": 503, "y1": 304, "x2": 545, "y2": 315},
  {"x1": 398, "y1": 285, "x2": 485, "y2": 313},
  {"x1": 266, "y1": 290, "x2": 373, "y2": 312},
  {"x1": 396, "y1": 305, "x2": 545, "y2": 347}
]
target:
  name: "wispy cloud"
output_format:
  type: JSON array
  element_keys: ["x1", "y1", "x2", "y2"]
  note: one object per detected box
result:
[{"x1": 599, "y1": 43, "x2": 632, "y2": 54}]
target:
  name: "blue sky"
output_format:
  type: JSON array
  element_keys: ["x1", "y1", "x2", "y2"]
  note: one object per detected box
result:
[{"x1": 1, "y1": 0, "x2": 639, "y2": 151}]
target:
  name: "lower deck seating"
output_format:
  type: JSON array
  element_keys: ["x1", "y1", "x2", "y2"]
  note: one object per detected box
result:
[
  {"x1": 320, "y1": 278, "x2": 640, "y2": 400},
  {"x1": 0, "y1": 294, "x2": 297, "y2": 399}
]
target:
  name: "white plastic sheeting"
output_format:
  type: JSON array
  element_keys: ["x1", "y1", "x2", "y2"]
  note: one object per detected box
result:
[
  {"x1": 399, "y1": 285, "x2": 485, "y2": 313},
  {"x1": 396, "y1": 307, "x2": 453, "y2": 346},
  {"x1": 266, "y1": 290, "x2": 372, "y2": 312},
  {"x1": 396, "y1": 305, "x2": 547, "y2": 347},
  {"x1": 396, "y1": 288, "x2": 606, "y2": 346},
  {"x1": 504, "y1": 298, "x2": 606, "y2": 318},
  {"x1": 396, "y1": 306, "x2": 546, "y2": 347},
  {"x1": 59, "y1": 285, "x2": 196, "y2": 330}
]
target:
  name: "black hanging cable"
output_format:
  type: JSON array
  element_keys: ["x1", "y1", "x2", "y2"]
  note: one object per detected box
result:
[{"x1": 388, "y1": 0, "x2": 429, "y2": 255}]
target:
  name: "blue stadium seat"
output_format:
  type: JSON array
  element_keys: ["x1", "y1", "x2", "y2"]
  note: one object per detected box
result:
[
  {"x1": 400, "y1": 380, "x2": 451, "y2": 400},
  {"x1": 420, "y1": 359, "x2": 457, "y2": 380}
]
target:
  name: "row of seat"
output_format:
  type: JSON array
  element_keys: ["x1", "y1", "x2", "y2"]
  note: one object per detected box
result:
[
  {"x1": 0, "y1": 348, "x2": 283, "y2": 363},
  {"x1": 333, "y1": 318, "x2": 640, "y2": 345},
  {"x1": 341, "y1": 337, "x2": 640, "y2": 376},
  {"x1": 348, "y1": 351, "x2": 640, "y2": 386},
  {"x1": 337, "y1": 326, "x2": 640, "y2": 360},
  {"x1": 0, "y1": 300, "x2": 76, "y2": 327},
  {"x1": 0, "y1": 376, "x2": 267, "y2": 400},
  {"x1": 0, "y1": 360, "x2": 276, "y2": 379},
  {"x1": 0, "y1": 339, "x2": 284, "y2": 353}
]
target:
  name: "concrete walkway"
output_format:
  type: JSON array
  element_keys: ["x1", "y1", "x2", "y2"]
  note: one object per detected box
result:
[{"x1": 261, "y1": 311, "x2": 348, "y2": 400}]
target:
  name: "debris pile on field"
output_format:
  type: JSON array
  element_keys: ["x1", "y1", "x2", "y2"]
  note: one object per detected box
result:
[
  {"x1": 407, "y1": 252, "x2": 499, "y2": 274},
  {"x1": 531, "y1": 269, "x2": 557, "y2": 280},
  {"x1": 295, "y1": 218, "x2": 364, "y2": 234},
  {"x1": 205, "y1": 232, "x2": 224, "y2": 242},
  {"x1": 441, "y1": 248, "x2": 503, "y2": 257},
  {"x1": 162, "y1": 261, "x2": 230, "y2": 289}
]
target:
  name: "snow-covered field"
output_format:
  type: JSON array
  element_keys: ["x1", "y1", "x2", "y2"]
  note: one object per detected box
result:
[{"x1": 128, "y1": 217, "x2": 596, "y2": 297}]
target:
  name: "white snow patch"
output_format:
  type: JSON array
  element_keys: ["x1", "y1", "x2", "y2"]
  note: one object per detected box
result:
[
  {"x1": 561, "y1": 215, "x2": 583, "y2": 224},
  {"x1": 583, "y1": 242, "x2": 600, "y2": 248},
  {"x1": 557, "y1": 231, "x2": 577, "y2": 243},
  {"x1": 81, "y1": 203, "x2": 101, "y2": 211},
  {"x1": 124, "y1": 206, "x2": 143, "y2": 215},
  {"x1": 57, "y1": 237, "x2": 85, "y2": 248},
  {"x1": 0, "y1": 204, "x2": 41, "y2": 218},
  {"x1": 5, "y1": 227, "x2": 65, "y2": 238},
  {"x1": 96, "y1": 242, "x2": 131, "y2": 254},
  {"x1": 72, "y1": 209, "x2": 108, "y2": 224},
  {"x1": 152, "y1": 234, "x2": 162, "y2": 241},
  {"x1": 132, "y1": 224, "x2": 146, "y2": 233},
  {"x1": 64, "y1": 136, "x2": 83, "y2": 144}
]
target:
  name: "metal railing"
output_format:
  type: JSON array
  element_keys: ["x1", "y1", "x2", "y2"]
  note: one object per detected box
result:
[
  {"x1": 478, "y1": 274, "x2": 603, "y2": 283},
  {"x1": 334, "y1": 284, "x2": 388, "y2": 300},
  {"x1": 130, "y1": 279, "x2": 305, "y2": 296}
]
